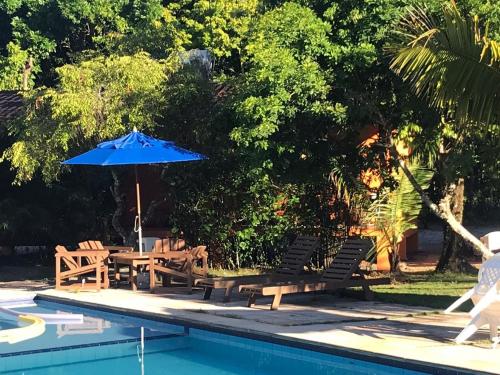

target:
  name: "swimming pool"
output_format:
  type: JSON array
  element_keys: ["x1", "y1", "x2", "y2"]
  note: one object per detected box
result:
[{"x1": 0, "y1": 300, "x2": 431, "y2": 374}]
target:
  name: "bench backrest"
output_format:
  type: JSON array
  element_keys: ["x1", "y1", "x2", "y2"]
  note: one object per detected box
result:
[
  {"x1": 274, "y1": 236, "x2": 319, "y2": 276},
  {"x1": 320, "y1": 238, "x2": 371, "y2": 282}
]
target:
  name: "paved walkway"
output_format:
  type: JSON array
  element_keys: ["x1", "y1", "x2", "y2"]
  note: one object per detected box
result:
[{"x1": 3, "y1": 286, "x2": 494, "y2": 374}]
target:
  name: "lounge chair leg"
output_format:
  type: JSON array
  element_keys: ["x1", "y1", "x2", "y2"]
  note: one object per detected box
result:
[
  {"x1": 247, "y1": 293, "x2": 257, "y2": 307},
  {"x1": 223, "y1": 287, "x2": 233, "y2": 303},
  {"x1": 203, "y1": 287, "x2": 213, "y2": 300},
  {"x1": 270, "y1": 292, "x2": 282, "y2": 310}
]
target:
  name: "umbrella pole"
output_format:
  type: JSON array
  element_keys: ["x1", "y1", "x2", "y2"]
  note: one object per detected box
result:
[{"x1": 135, "y1": 166, "x2": 143, "y2": 255}]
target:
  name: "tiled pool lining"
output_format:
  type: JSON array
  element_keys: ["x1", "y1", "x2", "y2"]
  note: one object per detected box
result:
[
  {"x1": 36, "y1": 295, "x2": 490, "y2": 375},
  {"x1": 0, "y1": 332, "x2": 184, "y2": 357}
]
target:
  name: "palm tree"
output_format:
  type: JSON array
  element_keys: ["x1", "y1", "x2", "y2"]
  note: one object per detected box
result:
[
  {"x1": 389, "y1": 1, "x2": 500, "y2": 260},
  {"x1": 364, "y1": 161, "x2": 433, "y2": 271},
  {"x1": 390, "y1": 1, "x2": 500, "y2": 125}
]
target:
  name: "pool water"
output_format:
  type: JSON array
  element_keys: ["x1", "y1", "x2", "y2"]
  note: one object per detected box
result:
[{"x1": 0, "y1": 300, "x2": 428, "y2": 374}]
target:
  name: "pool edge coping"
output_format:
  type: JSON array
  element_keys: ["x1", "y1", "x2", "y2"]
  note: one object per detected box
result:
[{"x1": 36, "y1": 294, "x2": 495, "y2": 375}]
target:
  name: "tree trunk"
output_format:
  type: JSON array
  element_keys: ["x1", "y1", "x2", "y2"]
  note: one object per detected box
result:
[
  {"x1": 389, "y1": 146, "x2": 492, "y2": 259},
  {"x1": 110, "y1": 170, "x2": 131, "y2": 245},
  {"x1": 435, "y1": 178, "x2": 476, "y2": 272}
]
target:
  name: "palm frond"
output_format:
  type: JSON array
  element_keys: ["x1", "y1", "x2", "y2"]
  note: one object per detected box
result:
[
  {"x1": 364, "y1": 161, "x2": 434, "y2": 253},
  {"x1": 390, "y1": 2, "x2": 500, "y2": 125}
]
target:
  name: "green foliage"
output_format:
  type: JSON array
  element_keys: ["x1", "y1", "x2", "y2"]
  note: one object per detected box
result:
[
  {"x1": 2, "y1": 53, "x2": 169, "y2": 183},
  {"x1": 390, "y1": 1, "x2": 500, "y2": 126},
  {"x1": 231, "y1": 2, "x2": 341, "y2": 150},
  {"x1": 0, "y1": 42, "x2": 29, "y2": 90},
  {"x1": 178, "y1": 0, "x2": 261, "y2": 58},
  {"x1": 0, "y1": 0, "x2": 499, "y2": 270},
  {"x1": 109, "y1": 4, "x2": 191, "y2": 58}
]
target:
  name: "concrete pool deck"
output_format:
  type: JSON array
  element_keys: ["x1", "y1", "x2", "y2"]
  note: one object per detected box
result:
[{"x1": 2, "y1": 286, "x2": 499, "y2": 374}]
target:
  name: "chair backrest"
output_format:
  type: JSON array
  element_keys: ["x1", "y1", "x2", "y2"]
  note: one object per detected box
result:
[
  {"x1": 87, "y1": 240, "x2": 105, "y2": 249},
  {"x1": 477, "y1": 253, "x2": 500, "y2": 294},
  {"x1": 78, "y1": 241, "x2": 103, "y2": 264},
  {"x1": 320, "y1": 238, "x2": 371, "y2": 282},
  {"x1": 153, "y1": 238, "x2": 187, "y2": 253},
  {"x1": 142, "y1": 237, "x2": 160, "y2": 252},
  {"x1": 481, "y1": 232, "x2": 500, "y2": 254},
  {"x1": 79, "y1": 241, "x2": 90, "y2": 249},
  {"x1": 274, "y1": 236, "x2": 320, "y2": 276},
  {"x1": 55, "y1": 245, "x2": 79, "y2": 270},
  {"x1": 190, "y1": 245, "x2": 208, "y2": 259}
]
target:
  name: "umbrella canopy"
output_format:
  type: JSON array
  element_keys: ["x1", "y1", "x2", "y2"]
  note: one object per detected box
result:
[
  {"x1": 62, "y1": 130, "x2": 206, "y2": 166},
  {"x1": 63, "y1": 129, "x2": 206, "y2": 254}
]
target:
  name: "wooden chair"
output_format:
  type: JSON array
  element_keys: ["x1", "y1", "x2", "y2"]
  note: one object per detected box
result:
[
  {"x1": 55, "y1": 245, "x2": 109, "y2": 290},
  {"x1": 154, "y1": 239, "x2": 208, "y2": 278},
  {"x1": 78, "y1": 241, "x2": 105, "y2": 264},
  {"x1": 195, "y1": 235, "x2": 320, "y2": 302},
  {"x1": 148, "y1": 251, "x2": 194, "y2": 293},
  {"x1": 239, "y1": 239, "x2": 390, "y2": 310},
  {"x1": 153, "y1": 238, "x2": 187, "y2": 252},
  {"x1": 79, "y1": 240, "x2": 133, "y2": 253},
  {"x1": 79, "y1": 241, "x2": 133, "y2": 284}
]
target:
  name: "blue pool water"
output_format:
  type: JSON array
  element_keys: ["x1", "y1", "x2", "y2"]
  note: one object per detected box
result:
[{"x1": 0, "y1": 300, "x2": 428, "y2": 374}]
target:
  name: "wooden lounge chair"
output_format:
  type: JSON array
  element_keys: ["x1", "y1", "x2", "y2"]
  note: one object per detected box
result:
[
  {"x1": 239, "y1": 238, "x2": 390, "y2": 310},
  {"x1": 195, "y1": 235, "x2": 320, "y2": 302},
  {"x1": 55, "y1": 245, "x2": 109, "y2": 290},
  {"x1": 154, "y1": 239, "x2": 209, "y2": 278}
]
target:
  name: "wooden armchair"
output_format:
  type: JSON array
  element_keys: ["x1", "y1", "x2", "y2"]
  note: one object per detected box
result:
[
  {"x1": 153, "y1": 239, "x2": 208, "y2": 277},
  {"x1": 149, "y1": 252, "x2": 193, "y2": 293},
  {"x1": 55, "y1": 245, "x2": 109, "y2": 290}
]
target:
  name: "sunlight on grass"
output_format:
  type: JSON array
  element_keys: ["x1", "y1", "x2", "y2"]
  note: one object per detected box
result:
[
  {"x1": 371, "y1": 272, "x2": 477, "y2": 310},
  {"x1": 208, "y1": 268, "x2": 264, "y2": 277}
]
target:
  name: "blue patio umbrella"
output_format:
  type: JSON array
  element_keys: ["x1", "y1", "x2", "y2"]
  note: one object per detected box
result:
[{"x1": 63, "y1": 128, "x2": 206, "y2": 254}]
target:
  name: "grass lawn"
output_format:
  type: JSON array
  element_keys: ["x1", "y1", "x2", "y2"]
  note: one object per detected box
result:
[
  {"x1": 369, "y1": 271, "x2": 477, "y2": 311},
  {"x1": 208, "y1": 267, "x2": 266, "y2": 277}
]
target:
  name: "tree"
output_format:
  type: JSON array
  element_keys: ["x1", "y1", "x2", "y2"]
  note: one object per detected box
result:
[
  {"x1": 1, "y1": 53, "x2": 171, "y2": 243},
  {"x1": 389, "y1": 1, "x2": 499, "y2": 261},
  {"x1": 0, "y1": 42, "x2": 32, "y2": 90}
]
